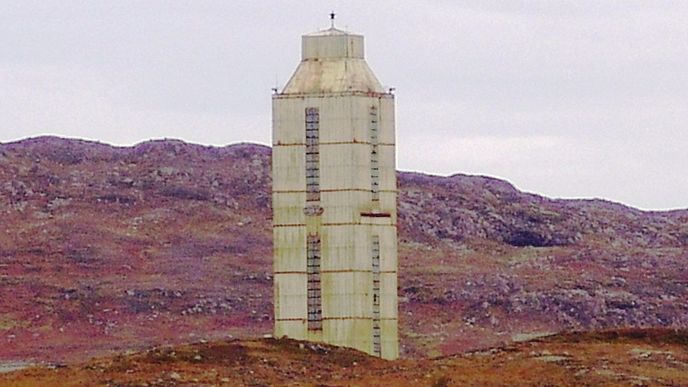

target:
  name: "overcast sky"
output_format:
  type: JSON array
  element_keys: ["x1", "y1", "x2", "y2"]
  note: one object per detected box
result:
[{"x1": 1, "y1": 1, "x2": 687, "y2": 210}]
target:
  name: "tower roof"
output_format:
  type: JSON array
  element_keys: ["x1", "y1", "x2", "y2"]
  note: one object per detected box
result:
[
  {"x1": 304, "y1": 26, "x2": 357, "y2": 37},
  {"x1": 280, "y1": 24, "x2": 384, "y2": 95}
]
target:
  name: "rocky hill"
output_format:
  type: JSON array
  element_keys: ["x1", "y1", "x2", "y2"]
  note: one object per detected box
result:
[
  {"x1": 0, "y1": 136, "x2": 686, "y2": 363},
  {"x1": 3, "y1": 329, "x2": 688, "y2": 386}
]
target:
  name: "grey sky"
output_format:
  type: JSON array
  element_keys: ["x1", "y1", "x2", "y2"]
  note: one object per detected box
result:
[{"x1": 1, "y1": 1, "x2": 687, "y2": 210}]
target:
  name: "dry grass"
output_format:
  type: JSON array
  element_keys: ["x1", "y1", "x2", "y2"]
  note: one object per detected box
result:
[{"x1": 2, "y1": 329, "x2": 687, "y2": 386}]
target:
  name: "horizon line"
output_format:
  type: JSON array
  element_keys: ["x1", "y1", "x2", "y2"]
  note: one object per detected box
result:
[{"x1": 2, "y1": 133, "x2": 686, "y2": 213}]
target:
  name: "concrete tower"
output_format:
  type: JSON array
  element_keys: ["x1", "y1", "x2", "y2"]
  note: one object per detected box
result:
[{"x1": 272, "y1": 18, "x2": 398, "y2": 359}]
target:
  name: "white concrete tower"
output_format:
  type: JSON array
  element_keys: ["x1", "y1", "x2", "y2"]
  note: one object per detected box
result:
[{"x1": 272, "y1": 16, "x2": 398, "y2": 359}]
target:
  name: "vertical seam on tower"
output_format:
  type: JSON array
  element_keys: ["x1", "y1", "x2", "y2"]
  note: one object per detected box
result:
[
  {"x1": 372, "y1": 234, "x2": 381, "y2": 357},
  {"x1": 305, "y1": 107, "x2": 323, "y2": 331},
  {"x1": 305, "y1": 107, "x2": 320, "y2": 203},
  {"x1": 307, "y1": 233, "x2": 322, "y2": 330},
  {"x1": 370, "y1": 104, "x2": 380, "y2": 203}
]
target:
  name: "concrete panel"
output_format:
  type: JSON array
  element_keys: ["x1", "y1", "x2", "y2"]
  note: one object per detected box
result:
[
  {"x1": 351, "y1": 226, "x2": 373, "y2": 272},
  {"x1": 274, "y1": 273, "x2": 307, "y2": 321},
  {"x1": 323, "y1": 318, "x2": 373, "y2": 351},
  {"x1": 376, "y1": 192, "x2": 397, "y2": 221},
  {"x1": 379, "y1": 96, "x2": 396, "y2": 145},
  {"x1": 379, "y1": 226, "x2": 398, "y2": 272},
  {"x1": 317, "y1": 96, "x2": 353, "y2": 143},
  {"x1": 378, "y1": 145, "x2": 396, "y2": 191},
  {"x1": 273, "y1": 226, "x2": 306, "y2": 272},
  {"x1": 272, "y1": 146, "x2": 305, "y2": 191},
  {"x1": 321, "y1": 272, "x2": 371, "y2": 319},
  {"x1": 319, "y1": 144, "x2": 354, "y2": 190},
  {"x1": 275, "y1": 272, "x2": 308, "y2": 295},
  {"x1": 321, "y1": 272, "x2": 354, "y2": 318},
  {"x1": 380, "y1": 319, "x2": 399, "y2": 360},
  {"x1": 350, "y1": 98, "x2": 374, "y2": 144},
  {"x1": 319, "y1": 143, "x2": 380, "y2": 191},
  {"x1": 351, "y1": 96, "x2": 376, "y2": 143},
  {"x1": 320, "y1": 191, "x2": 370, "y2": 224},
  {"x1": 302, "y1": 33, "x2": 364, "y2": 60},
  {"x1": 276, "y1": 295, "x2": 307, "y2": 320},
  {"x1": 272, "y1": 99, "x2": 306, "y2": 145},
  {"x1": 322, "y1": 319, "x2": 349, "y2": 344},
  {"x1": 275, "y1": 320, "x2": 306, "y2": 340},
  {"x1": 321, "y1": 224, "x2": 354, "y2": 271},
  {"x1": 273, "y1": 193, "x2": 306, "y2": 227},
  {"x1": 380, "y1": 273, "x2": 398, "y2": 319},
  {"x1": 305, "y1": 329, "x2": 323, "y2": 343},
  {"x1": 322, "y1": 224, "x2": 386, "y2": 272}
]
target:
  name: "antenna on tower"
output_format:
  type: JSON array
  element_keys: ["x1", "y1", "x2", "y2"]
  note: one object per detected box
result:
[{"x1": 330, "y1": 11, "x2": 335, "y2": 28}]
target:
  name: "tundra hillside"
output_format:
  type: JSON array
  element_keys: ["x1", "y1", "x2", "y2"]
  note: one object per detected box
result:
[
  {"x1": 1, "y1": 137, "x2": 686, "y2": 362},
  {"x1": 4, "y1": 329, "x2": 688, "y2": 386}
]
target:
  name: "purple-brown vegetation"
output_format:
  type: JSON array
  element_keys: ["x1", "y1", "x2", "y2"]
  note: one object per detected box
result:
[{"x1": 0, "y1": 136, "x2": 686, "y2": 363}]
